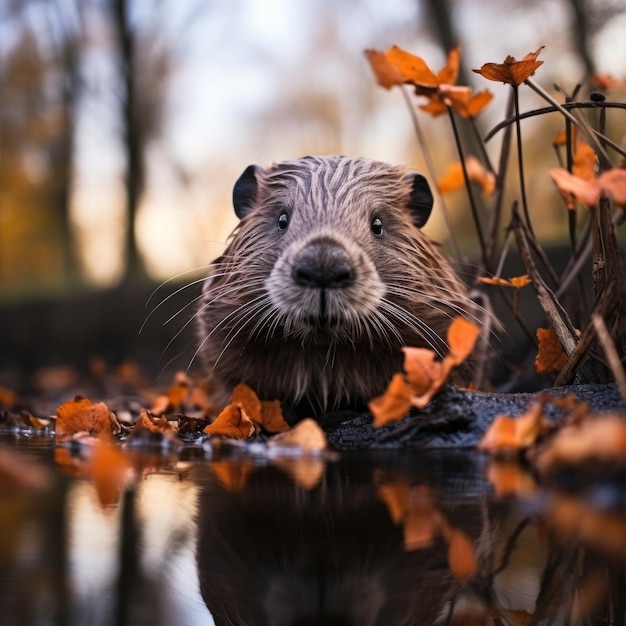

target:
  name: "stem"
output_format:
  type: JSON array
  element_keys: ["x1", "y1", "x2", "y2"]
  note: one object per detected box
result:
[
  {"x1": 512, "y1": 85, "x2": 535, "y2": 238},
  {"x1": 400, "y1": 86, "x2": 464, "y2": 262},
  {"x1": 446, "y1": 106, "x2": 488, "y2": 267},
  {"x1": 565, "y1": 100, "x2": 577, "y2": 251}
]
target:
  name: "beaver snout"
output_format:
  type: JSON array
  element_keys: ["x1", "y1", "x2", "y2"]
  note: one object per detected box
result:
[{"x1": 292, "y1": 238, "x2": 354, "y2": 290}]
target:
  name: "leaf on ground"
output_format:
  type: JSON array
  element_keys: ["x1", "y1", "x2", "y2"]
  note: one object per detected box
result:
[
  {"x1": 478, "y1": 400, "x2": 548, "y2": 454},
  {"x1": 479, "y1": 274, "x2": 532, "y2": 289},
  {"x1": 472, "y1": 46, "x2": 544, "y2": 85},
  {"x1": 150, "y1": 371, "x2": 190, "y2": 416},
  {"x1": 535, "y1": 327, "x2": 568, "y2": 375},
  {"x1": 598, "y1": 168, "x2": 626, "y2": 207},
  {"x1": 369, "y1": 372, "x2": 413, "y2": 427},
  {"x1": 268, "y1": 418, "x2": 326, "y2": 452},
  {"x1": 127, "y1": 409, "x2": 181, "y2": 448},
  {"x1": 364, "y1": 49, "x2": 406, "y2": 89},
  {"x1": 231, "y1": 383, "x2": 263, "y2": 424},
  {"x1": 531, "y1": 414, "x2": 626, "y2": 476},
  {"x1": 260, "y1": 399, "x2": 290, "y2": 433},
  {"x1": 572, "y1": 141, "x2": 597, "y2": 181},
  {"x1": 55, "y1": 396, "x2": 121, "y2": 443},
  {"x1": 0, "y1": 386, "x2": 18, "y2": 409},
  {"x1": 204, "y1": 404, "x2": 256, "y2": 439},
  {"x1": 370, "y1": 317, "x2": 480, "y2": 426}
]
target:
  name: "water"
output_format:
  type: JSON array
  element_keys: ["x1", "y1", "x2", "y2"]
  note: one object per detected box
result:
[{"x1": 1, "y1": 434, "x2": 625, "y2": 625}]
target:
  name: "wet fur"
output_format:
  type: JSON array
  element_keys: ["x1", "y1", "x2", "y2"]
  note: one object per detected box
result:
[{"x1": 197, "y1": 156, "x2": 476, "y2": 419}]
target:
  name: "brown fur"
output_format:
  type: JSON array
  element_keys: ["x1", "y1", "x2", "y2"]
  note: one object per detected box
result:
[{"x1": 197, "y1": 156, "x2": 476, "y2": 420}]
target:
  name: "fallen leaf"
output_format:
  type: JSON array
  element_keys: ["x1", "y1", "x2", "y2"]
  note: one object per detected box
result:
[
  {"x1": 0, "y1": 386, "x2": 18, "y2": 408},
  {"x1": 204, "y1": 404, "x2": 256, "y2": 439},
  {"x1": 447, "y1": 316, "x2": 481, "y2": 365},
  {"x1": 55, "y1": 396, "x2": 120, "y2": 443},
  {"x1": 535, "y1": 327, "x2": 568, "y2": 375},
  {"x1": 402, "y1": 348, "x2": 443, "y2": 395},
  {"x1": 150, "y1": 371, "x2": 190, "y2": 416},
  {"x1": 268, "y1": 418, "x2": 327, "y2": 452},
  {"x1": 478, "y1": 400, "x2": 547, "y2": 453},
  {"x1": 472, "y1": 46, "x2": 545, "y2": 86},
  {"x1": 532, "y1": 414, "x2": 626, "y2": 475},
  {"x1": 485, "y1": 461, "x2": 537, "y2": 497},
  {"x1": 260, "y1": 399, "x2": 290, "y2": 433},
  {"x1": 369, "y1": 372, "x2": 413, "y2": 427},
  {"x1": 364, "y1": 49, "x2": 406, "y2": 89},
  {"x1": 232, "y1": 383, "x2": 262, "y2": 424}
]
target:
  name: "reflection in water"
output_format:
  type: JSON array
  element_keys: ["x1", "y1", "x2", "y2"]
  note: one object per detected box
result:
[{"x1": 0, "y1": 440, "x2": 625, "y2": 625}]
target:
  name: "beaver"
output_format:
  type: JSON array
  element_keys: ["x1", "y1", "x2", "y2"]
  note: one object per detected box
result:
[{"x1": 197, "y1": 156, "x2": 477, "y2": 420}]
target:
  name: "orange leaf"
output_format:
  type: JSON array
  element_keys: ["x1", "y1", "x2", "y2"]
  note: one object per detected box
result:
[
  {"x1": 485, "y1": 461, "x2": 537, "y2": 497},
  {"x1": 445, "y1": 527, "x2": 477, "y2": 579},
  {"x1": 55, "y1": 396, "x2": 120, "y2": 443},
  {"x1": 590, "y1": 73, "x2": 626, "y2": 91},
  {"x1": 369, "y1": 372, "x2": 413, "y2": 427},
  {"x1": 0, "y1": 386, "x2": 18, "y2": 408},
  {"x1": 549, "y1": 168, "x2": 601, "y2": 208},
  {"x1": 447, "y1": 316, "x2": 481, "y2": 365},
  {"x1": 438, "y1": 156, "x2": 494, "y2": 195},
  {"x1": 479, "y1": 274, "x2": 532, "y2": 289},
  {"x1": 460, "y1": 89, "x2": 494, "y2": 118},
  {"x1": 472, "y1": 46, "x2": 544, "y2": 86},
  {"x1": 150, "y1": 371, "x2": 190, "y2": 416},
  {"x1": 535, "y1": 327, "x2": 568, "y2": 375},
  {"x1": 478, "y1": 401, "x2": 546, "y2": 453},
  {"x1": 599, "y1": 168, "x2": 626, "y2": 207},
  {"x1": 364, "y1": 49, "x2": 406, "y2": 89},
  {"x1": 260, "y1": 399, "x2": 290, "y2": 433},
  {"x1": 572, "y1": 141, "x2": 597, "y2": 180},
  {"x1": 402, "y1": 347, "x2": 443, "y2": 395},
  {"x1": 418, "y1": 94, "x2": 448, "y2": 117},
  {"x1": 436, "y1": 46, "x2": 461, "y2": 86},
  {"x1": 231, "y1": 383, "x2": 263, "y2": 424},
  {"x1": 204, "y1": 404, "x2": 256, "y2": 439},
  {"x1": 384, "y1": 45, "x2": 439, "y2": 89},
  {"x1": 533, "y1": 414, "x2": 626, "y2": 475}
]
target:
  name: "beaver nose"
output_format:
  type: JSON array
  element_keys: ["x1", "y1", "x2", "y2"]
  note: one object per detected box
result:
[{"x1": 292, "y1": 239, "x2": 354, "y2": 289}]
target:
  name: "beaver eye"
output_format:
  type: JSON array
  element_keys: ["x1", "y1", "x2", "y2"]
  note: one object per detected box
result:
[
  {"x1": 277, "y1": 212, "x2": 289, "y2": 230},
  {"x1": 371, "y1": 216, "x2": 384, "y2": 237}
]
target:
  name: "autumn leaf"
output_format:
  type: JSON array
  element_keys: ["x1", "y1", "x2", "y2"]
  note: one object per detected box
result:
[
  {"x1": 0, "y1": 386, "x2": 18, "y2": 409},
  {"x1": 485, "y1": 461, "x2": 537, "y2": 497},
  {"x1": 260, "y1": 399, "x2": 290, "y2": 433},
  {"x1": 369, "y1": 372, "x2": 413, "y2": 427},
  {"x1": 204, "y1": 404, "x2": 256, "y2": 439},
  {"x1": 150, "y1": 371, "x2": 190, "y2": 416},
  {"x1": 370, "y1": 317, "x2": 480, "y2": 426},
  {"x1": 472, "y1": 46, "x2": 544, "y2": 86},
  {"x1": 532, "y1": 414, "x2": 626, "y2": 476},
  {"x1": 438, "y1": 84, "x2": 493, "y2": 118},
  {"x1": 444, "y1": 526, "x2": 477, "y2": 579},
  {"x1": 88, "y1": 440, "x2": 132, "y2": 507},
  {"x1": 598, "y1": 168, "x2": 626, "y2": 207},
  {"x1": 364, "y1": 49, "x2": 406, "y2": 89},
  {"x1": 438, "y1": 156, "x2": 495, "y2": 195},
  {"x1": 535, "y1": 327, "x2": 568, "y2": 375},
  {"x1": 384, "y1": 45, "x2": 439, "y2": 90},
  {"x1": 590, "y1": 73, "x2": 626, "y2": 91},
  {"x1": 478, "y1": 400, "x2": 548, "y2": 453},
  {"x1": 572, "y1": 141, "x2": 597, "y2": 180},
  {"x1": 480, "y1": 274, "x2": 532, "y2": 289},
  {"x1": 549, "y1": 167, "x2": 601, "y2": 208},
  {"x1": 267, "y1": 418, "x2": 327, "y2": 452},
  {"x1": 55, "y1": 396, "x2": 121, "y2": 443}
]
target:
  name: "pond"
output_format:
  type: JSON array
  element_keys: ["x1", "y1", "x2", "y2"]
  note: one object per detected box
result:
[{"x1": 1, "y1": 430, "x2": 625, "y2": 626}]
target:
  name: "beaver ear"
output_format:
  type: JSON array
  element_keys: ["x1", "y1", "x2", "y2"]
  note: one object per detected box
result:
[
  {"x1": 405, "y1": 173, "x2": 433, "y2": 228},
  {"x1": 233, "y1": 164, "x2": 260, "y2": 219}
]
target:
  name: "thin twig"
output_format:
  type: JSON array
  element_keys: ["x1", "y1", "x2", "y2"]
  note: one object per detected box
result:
[
  {"x1": 400, "y1": 86, "x2": 464, "y2": 262},
  {"x1": 592, "y1": 313, "x2": 626, "y2": 403},
  {"x1": 512, "y1": 85, "x2": 534, "y2": 238}
]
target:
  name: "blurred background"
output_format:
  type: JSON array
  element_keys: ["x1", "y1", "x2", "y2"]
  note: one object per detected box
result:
[{"x1": 0, "y1": 0, "x2": 625, "y2": 376}]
